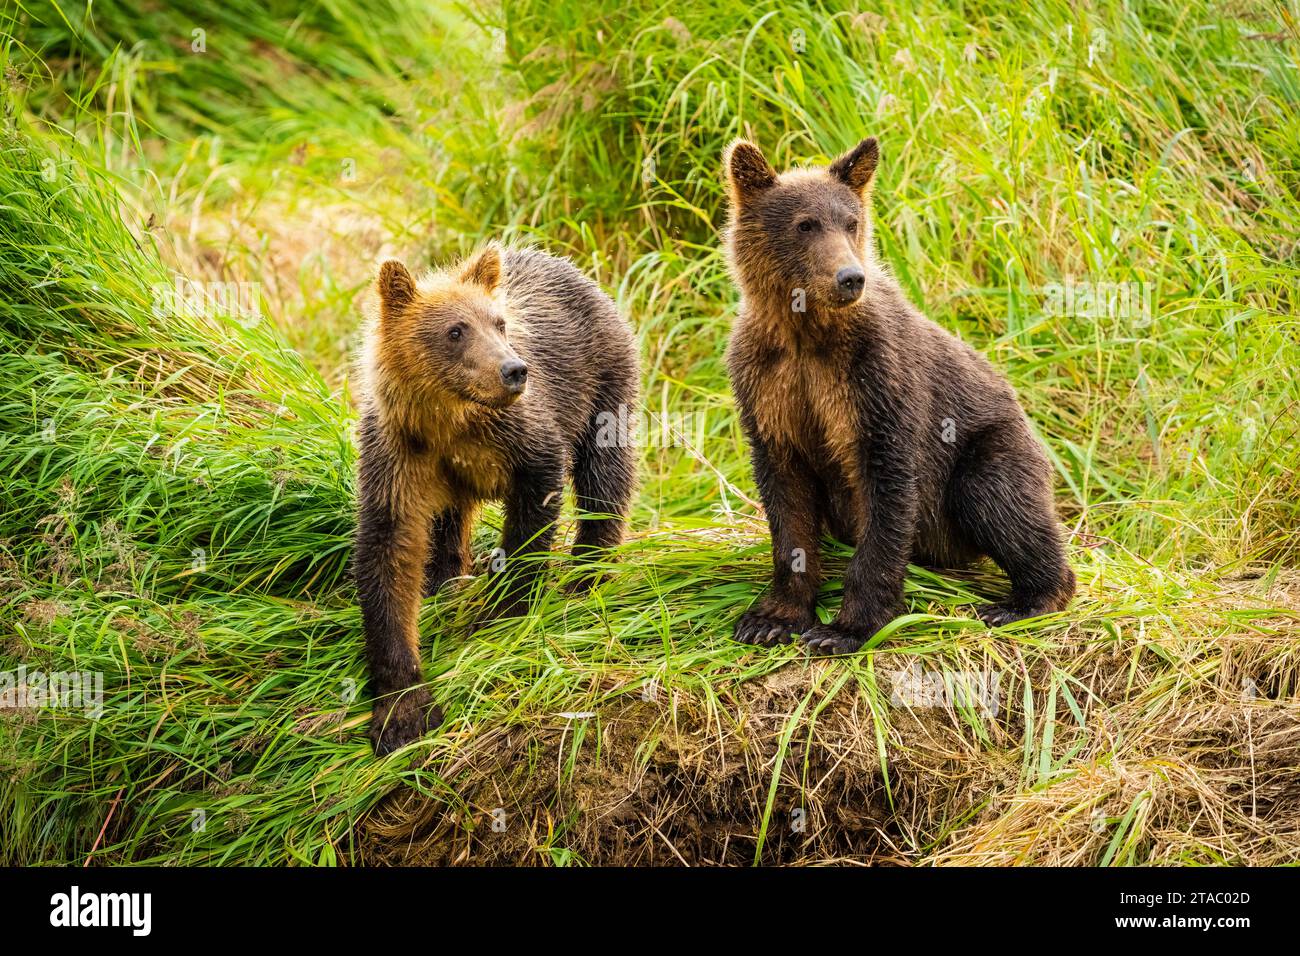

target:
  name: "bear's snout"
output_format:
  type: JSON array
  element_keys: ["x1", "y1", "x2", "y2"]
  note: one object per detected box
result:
[
  {"x1": 500, "y1": 358, "x2": 529, "y2": 394},
  {"x1": 835, "y1": 266, "x2": 865, "y2": 304}
]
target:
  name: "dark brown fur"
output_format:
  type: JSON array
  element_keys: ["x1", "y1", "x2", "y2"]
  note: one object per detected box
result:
[
  {"x1": 723, "y1": 137, "x2": 1075, "y2": 654},
  {"x1": 355, "y1": 245, "x2": 638, "y2": 754}
]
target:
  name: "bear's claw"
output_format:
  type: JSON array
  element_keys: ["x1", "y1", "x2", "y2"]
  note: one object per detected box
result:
[
  {"x1": 733, "y1": 610, "x2": 803, "y2": 647},
  {"x1": 370, "y1": 687, "x2": 443, "y2": 756},
  {"x1": 801, "y1": 623, "x2": 866, "y2": 656},
  {"x1": 976, "y1": 602, "x2": 1053, "y2": 628}
]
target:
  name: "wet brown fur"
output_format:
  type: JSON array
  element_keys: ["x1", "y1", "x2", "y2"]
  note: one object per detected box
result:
[
  {"x1": 355, "y1": 245, "x2": 638, "y2": 754},
  {"x1": 724, "y1": 137, "x2": 1075, "y2": 655}
]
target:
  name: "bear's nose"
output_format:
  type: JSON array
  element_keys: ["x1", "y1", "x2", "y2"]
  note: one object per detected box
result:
[
  {"x1": 836, "y1": 267, "x2": 865, "y2": 298},
  {"x1": 500, "y1": 359, "x2": 528, "y2": 393}
]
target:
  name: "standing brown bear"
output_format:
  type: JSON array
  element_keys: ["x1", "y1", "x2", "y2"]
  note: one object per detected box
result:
[
  {"x1": 723, "y1": 137, "x2": 1075, "y2": 654},
  {"x1": 355, "y1": 244, "x2": 638, "y2": 754}
]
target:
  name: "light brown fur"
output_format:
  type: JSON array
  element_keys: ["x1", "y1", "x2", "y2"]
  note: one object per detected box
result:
[
  {"x1": 360, "y1": 253, "x2": 524, "y2": 517},
  {"x1": 355, "y1": 243, "x2": 640, "y2": 754}
]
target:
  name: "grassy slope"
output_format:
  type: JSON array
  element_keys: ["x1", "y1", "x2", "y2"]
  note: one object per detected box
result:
[{"x1": 0, "y1": 0, "x2": 1297, "y2": 864}]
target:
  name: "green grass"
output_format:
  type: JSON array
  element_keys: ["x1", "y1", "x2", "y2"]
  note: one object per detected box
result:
[{"x1": 1, "y1": 0, "x2": 1297, "y2": 865}]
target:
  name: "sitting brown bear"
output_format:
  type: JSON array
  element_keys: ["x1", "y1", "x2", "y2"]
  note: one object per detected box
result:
[{"x1": 723, "y1": 137, "x2": 1075, "y2": 654}]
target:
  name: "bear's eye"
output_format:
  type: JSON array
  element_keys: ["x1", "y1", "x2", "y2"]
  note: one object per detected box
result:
[
  {"x1": 846, "y1": 219, "x2": 858, "y2": 234},
  {"x1": 448, "y1": 325, "x2": 463, "y2": 341},
  {"x1": 495, "y1": 319, "x2": 506, "y2": 333},
  {"x1": 797, "y1": 219, "x2": 819, "y2": 233}
]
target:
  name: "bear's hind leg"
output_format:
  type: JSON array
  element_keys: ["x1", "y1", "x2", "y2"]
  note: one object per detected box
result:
[
  {"x1": 424, "y1": 504, "x2": 475, "y2": 598},
  {"x1": 948, "y1": 429, "x2": 1075, "y2": 627},
  {"x1": 482, "y1": 449, "x2": 566, "y2": 621},
  {"x1": 569, "y1": 409, "x2": 636, "y2": 580}
]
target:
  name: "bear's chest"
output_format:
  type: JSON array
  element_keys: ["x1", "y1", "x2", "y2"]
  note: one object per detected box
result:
[
  {"x1": 438, "y1": 438, "x2": 510, "y2": 501},
  {"x1": 748, "y1": 353, "x2": 861, "y2": 479}
]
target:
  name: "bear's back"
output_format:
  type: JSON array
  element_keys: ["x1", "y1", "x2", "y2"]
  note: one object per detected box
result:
[{"x1": 498, "y1": 246, "x2": 638, "y2": 446}]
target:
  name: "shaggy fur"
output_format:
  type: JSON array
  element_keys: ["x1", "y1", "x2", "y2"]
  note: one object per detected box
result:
[
  {"x1": 355, "y1": 244, "x2": 638, "y2": 754},
  {"x1": 723, "y1": 137, "x2": 1075, "y2": 655}
]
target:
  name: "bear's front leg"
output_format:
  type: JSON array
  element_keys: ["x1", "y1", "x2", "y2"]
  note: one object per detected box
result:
[
  {"x1": 803, "y1": 443, "x2": 918, "y2": 657},
  {"x1": 482, "y1": 451, "x2": 565, "y2": 622},
  {"x1": 356, "y1": 461, "x2": 443, "y2": 754},
  {"x1": 735, "y1": 436, "x2": 823, "y2": 647}
]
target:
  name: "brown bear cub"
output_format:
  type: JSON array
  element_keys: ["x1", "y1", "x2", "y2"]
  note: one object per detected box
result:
[
  {"x1": 724, "y1": 137, "x2": 1075, "y2": 655},
  {"x1": 355, "y1": 244, "x2": 638, "y2": 754}
]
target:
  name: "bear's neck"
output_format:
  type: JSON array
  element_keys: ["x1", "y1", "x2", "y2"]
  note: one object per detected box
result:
[
  {"x1": 373, "y1": 380, "x2": 493, "y2": 453},
  {"x1": 737, "y1": 286, "x2": 878, "y2": 358}
]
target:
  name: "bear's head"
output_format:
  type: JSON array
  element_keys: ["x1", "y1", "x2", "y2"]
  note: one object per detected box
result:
[
  {"x1": 723, "y1": 136, "x2": 879, "y2": 313},
  {"x1": 373, "y1": 245, "x2": 528, "y2": 411}
]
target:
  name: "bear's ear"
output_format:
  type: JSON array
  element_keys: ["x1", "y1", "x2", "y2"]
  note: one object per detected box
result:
[
  {"x1": 377, "y1": 260, "x2": 416, "y2": 310},
  {"x1": 459, "y1": 244, "x2": 501, "y2": 292},
  {"x1": 828, "y1": 136, "x2": 879, "y2": 194},
  {"x1": 725, "y1": 139, "x2": 776, "y2": 204}
]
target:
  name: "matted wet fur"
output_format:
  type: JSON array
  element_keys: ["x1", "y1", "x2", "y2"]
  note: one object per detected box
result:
[
  {"x1": 355, "y1": 244, "x2": 638, "y2": 754},
  {"x1": 723, "y1": 136, "x2": 1075, "y2": 655}
]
